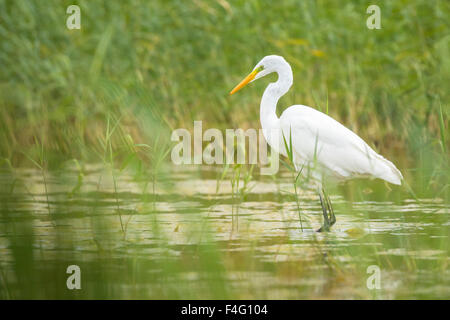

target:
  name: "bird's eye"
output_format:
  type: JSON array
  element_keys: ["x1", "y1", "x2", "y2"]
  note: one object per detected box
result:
[{"x1": 256, "y1": 66, "x2": 264, "y2": 73}]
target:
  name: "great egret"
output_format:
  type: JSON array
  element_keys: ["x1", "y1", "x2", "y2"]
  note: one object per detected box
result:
[{"x1": 230, "y1": 55, "x2": 402, "y2": 232}]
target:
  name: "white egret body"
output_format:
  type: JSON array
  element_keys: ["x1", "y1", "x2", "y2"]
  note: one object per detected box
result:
[{"x1": 230, "y1": 55, "x2": 403, "y2": 231}]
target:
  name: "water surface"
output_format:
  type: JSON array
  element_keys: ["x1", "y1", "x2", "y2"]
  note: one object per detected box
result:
[{"x1": 0, "y1": 166, "x2": 448, "y2": 299}]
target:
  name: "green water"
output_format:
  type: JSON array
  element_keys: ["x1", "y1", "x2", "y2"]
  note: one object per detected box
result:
[{"x1": 0, "y1": 165, "x2": 448, "y2": 299}]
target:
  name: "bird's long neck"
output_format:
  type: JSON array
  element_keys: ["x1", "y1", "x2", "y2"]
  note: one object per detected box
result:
[{"x1": 260, "y1": 62, "x2": 293, "y2": 130}]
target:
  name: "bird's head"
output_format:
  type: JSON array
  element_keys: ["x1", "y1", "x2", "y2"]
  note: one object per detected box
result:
[{"x1": 229, "y1": 55, "x2": 287, "y2": 95}]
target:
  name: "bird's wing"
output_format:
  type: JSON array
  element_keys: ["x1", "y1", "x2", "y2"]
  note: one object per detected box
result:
[{"x1": 279, "y1": 105, "x2": 402, "y2": 184}]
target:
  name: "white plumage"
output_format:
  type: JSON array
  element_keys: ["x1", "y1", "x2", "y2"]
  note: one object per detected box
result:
[
  {"x1": 230, "y1": 55, "x2": 403, "y2": 231},
  {"x1": 278, "y1": 105, "x2": 403, "y2": 185}
]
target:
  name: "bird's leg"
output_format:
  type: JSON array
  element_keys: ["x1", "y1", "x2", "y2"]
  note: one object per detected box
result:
[
  {"x1": 317, "y1": 189, "x2": 330, "y2": 232},
  {"x1": 323, "y1": 188, "x2": 336, "y2": 227}
]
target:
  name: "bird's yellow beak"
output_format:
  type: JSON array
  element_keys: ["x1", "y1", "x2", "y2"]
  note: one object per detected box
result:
[{"x1": 229, "y1": 69, "x2": 259, "y2": 95}]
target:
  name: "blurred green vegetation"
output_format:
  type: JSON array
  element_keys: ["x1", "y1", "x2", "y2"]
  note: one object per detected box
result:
[
  {"x1": 0, "y1": 0, "x2": 448, "y2": 300},
  {"x1": 0, "y1": 1, "x2": 448, "y2": 189}
]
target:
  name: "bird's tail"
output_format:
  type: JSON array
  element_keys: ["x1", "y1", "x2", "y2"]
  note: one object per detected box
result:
[{"x1": 372, "y1": 154, "x2": 403, "y2": 185}]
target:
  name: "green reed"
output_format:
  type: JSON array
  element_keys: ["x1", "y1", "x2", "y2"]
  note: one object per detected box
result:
[{"x1": 0, "y1": 0, "x2": 448, "y2": 300}]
